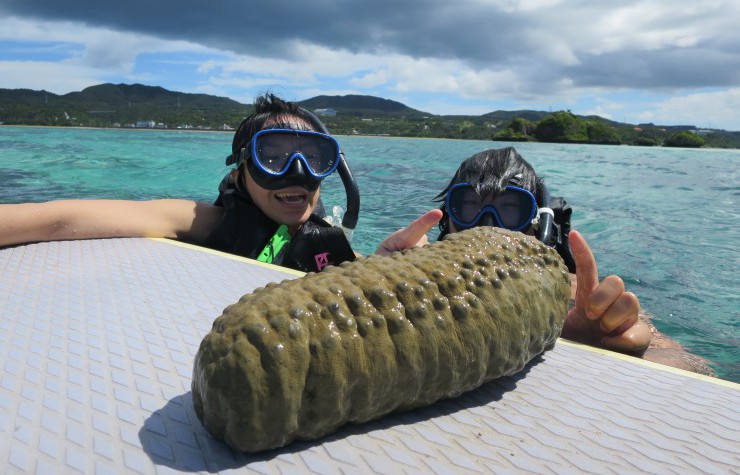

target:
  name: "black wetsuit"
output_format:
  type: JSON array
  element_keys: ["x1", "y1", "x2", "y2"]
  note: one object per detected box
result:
[{"x1": 203, "y1": 186, "x2": 355, "y2": 273}]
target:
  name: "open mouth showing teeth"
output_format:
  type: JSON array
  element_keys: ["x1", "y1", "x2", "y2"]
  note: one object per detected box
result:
[{"x1": 275, "y1": 192, "x2": 307, "y2": 205}]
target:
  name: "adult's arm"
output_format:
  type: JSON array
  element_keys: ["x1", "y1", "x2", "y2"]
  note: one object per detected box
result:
[{"x1": 0, "y1": 199, "x2": 224, "y2": 248}]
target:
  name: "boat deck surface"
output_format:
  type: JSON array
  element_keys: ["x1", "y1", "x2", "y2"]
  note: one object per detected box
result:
[{"x1": 1, "y1": 238, "x2": 738, "y2": 474}]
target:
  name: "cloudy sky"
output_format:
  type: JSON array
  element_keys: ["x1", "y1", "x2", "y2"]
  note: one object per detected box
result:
[{"x1": 1, "y1": 0, "x2": 739, "y2": 130}]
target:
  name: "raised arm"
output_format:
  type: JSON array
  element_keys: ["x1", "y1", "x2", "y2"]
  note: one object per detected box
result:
[
  {"x1": 562, "y1": 230, "x2": 651, "y2": 353},
  {"x1": 0, "y1": 199, "x2": 224, "y2": 248}
]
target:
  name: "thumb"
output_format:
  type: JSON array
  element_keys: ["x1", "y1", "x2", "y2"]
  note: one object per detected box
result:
[
  {"x1": 376, "y1": 209, "x2": 442, "y2": 255},
  {"x1": 403, "y1": 209, "x2": 443, "y2": 243}
]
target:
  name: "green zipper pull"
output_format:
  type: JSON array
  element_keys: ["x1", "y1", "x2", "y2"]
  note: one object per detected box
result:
[{"x1": 257, "y1": 225, "x2": 292, "y2": 264}]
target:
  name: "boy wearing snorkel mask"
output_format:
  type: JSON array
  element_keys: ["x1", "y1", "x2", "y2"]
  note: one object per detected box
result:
[
  {"x1": 431, "y1": 147, "x2": 654, "y2": 355},
  {"x1": 0, "y1": 94, "x2": 423, "y2": 272},
  {"x1": 411, "y1": 146, "x2": 714, "y2": 374},
  {"x1": 436, "y1": 147, "x2": 575, "y2": 270},
  {"x1": 205, "y1": 94, "x2": 359, "y2": 272}
]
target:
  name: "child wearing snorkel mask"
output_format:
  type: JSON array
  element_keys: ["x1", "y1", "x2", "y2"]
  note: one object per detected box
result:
[
  {"x1": 206, "y1": 94, "x2": 359, "y2": 272},
  {"x1": 414, "y1": 147, "x2": 713, "y2": 374},
  {"x1": 436, "y1": 147, "x2": 574, "y2": 269},
  {"x1": 0, "y1": 94, "x2": 427, "y2": 273},
  {"x1": 433, "y1": 147, "x2": 654, "y2": 355}
]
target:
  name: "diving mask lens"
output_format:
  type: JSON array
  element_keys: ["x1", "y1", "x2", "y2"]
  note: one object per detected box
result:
[
  {"x1": 447, "y1": 183, "x2": 537, "y2": 231},
  {"x1": 251, "y1": 129, "x2": 340, "y2": 179}
]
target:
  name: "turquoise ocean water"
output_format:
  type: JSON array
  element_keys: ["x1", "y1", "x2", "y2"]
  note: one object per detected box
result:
[{"x1": 1, "y1": 126, "x2": 738, "y2": 382}]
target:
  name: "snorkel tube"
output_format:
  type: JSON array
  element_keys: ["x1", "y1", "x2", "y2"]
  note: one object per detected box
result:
[
  {"x1": 535, "y1": 180, "x2": 555, "y2": 245},
  {"x1": 302, "y1": 108, "x2": 360, "y2": 242},
  {"x1": 334, "y1": 151, "x2": 360, "y2": 241}
]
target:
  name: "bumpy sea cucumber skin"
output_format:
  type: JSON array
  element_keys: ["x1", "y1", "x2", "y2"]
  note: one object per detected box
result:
[{"x1": 192, "y1": 227, "x2": 571, "y2": 452}]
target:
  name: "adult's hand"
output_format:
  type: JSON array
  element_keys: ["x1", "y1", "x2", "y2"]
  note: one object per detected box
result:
[
  {"x1": 562, "y1": 230, "x2": 651, "y2": 354},
  {"x1": 374, "y1": 209, "x2": 443, "y2": 256}
]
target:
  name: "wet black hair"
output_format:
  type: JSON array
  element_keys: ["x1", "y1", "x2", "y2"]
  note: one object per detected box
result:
[
  {"x1": 220, "y1": 93, "x2": 361, "y2": 231},
  {"x1": 434, "y1": 147, "x2": 544, "y2": 238},
  {"x1": 229, "y1": 93, "x2": 328, "y2": 165}
]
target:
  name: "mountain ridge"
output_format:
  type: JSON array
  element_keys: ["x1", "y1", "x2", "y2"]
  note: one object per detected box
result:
[
  {"x1": 0, "y1": 82, "x2": 644, "y2": 126},
  {"x1": 1, "y1": 83, "x2": 737, "y2": 148}
]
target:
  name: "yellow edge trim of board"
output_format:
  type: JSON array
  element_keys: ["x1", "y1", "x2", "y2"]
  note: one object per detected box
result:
[
  {"x1": 557, "y1": 338, "x2": 739, "y2": 389},
  {"x1": 152, "y1": 237, "x2": 736, "y2": 389},
  {"x1": 147, "y1": 237, "x2": 306, "y2": 277}
]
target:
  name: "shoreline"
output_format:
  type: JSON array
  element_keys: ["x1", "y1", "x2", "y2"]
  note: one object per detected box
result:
[
  {"x1": 0, "y1": 123, "x2": 233, "y2": 134},
  {"x1": 2, "y1": 124, "x2": 736, "y2": 149}
]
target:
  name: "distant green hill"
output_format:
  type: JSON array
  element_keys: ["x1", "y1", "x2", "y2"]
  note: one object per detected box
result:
[
  {"x1": 66, "y1": 83, "x2": 245, "y2": 109},
  {"x1": 481, "y1": 110, "x2": 550, "y2": 123},
  {"x1": 298, "y1": 94, "x2": 426, "y2": 117},
  {"x1": 0, "y1": 83, "x2": 737, "y2": 148},
  {"x1": 0, "y1": 83, "x2": 250, "y2": 129}
]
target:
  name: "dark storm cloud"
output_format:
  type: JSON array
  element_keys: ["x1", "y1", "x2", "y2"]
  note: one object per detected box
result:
[
  {"x1": 2, "y1": 0, "x2": 739, "y2": 91},
  {"x1": 571, "y1": 47, "x2": 740, "y2": 89},
  {"x1": 0, "y1": 0, "x2": 524, "y2": 60}
]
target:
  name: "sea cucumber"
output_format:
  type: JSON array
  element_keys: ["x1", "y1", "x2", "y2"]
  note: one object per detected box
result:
[{"x1": 192, "y1": 226, "x2": 571, "y2": 452}]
